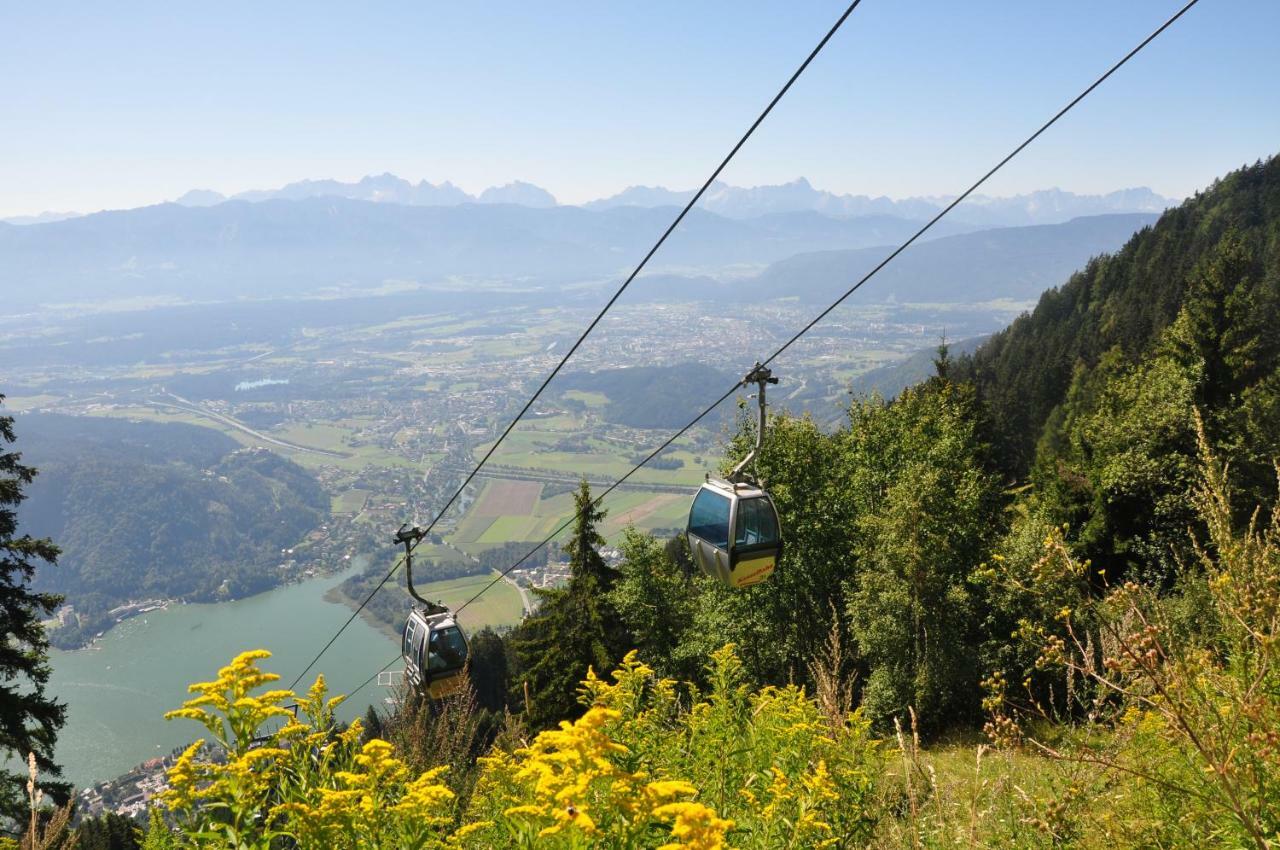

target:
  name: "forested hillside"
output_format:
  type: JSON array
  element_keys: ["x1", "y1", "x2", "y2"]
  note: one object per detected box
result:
[
  {"x1": 959, "y1": 155, "x2": 1280, "y2": 475},
  {"x1": 560, "y1": 364, "x2": 736, "y2": 429},
  {"x1": 956, "y1": 155, "x2": 1280, "y2": 582},
  {"x1": 15, "y1": 415, "x2": 329, "y2": 647}
]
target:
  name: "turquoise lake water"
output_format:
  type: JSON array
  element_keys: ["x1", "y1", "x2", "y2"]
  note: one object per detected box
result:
[{"x1": 47, "y1": 563, "x2": 398, "y2": 788}]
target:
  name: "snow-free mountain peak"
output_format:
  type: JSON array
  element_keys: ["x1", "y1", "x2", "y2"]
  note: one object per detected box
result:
[{"x1": 477, "y1": 181, "x2": 558, "y2": 207}]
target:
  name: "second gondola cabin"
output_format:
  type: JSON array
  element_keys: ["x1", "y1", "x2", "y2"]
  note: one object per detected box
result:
[
  {"x1": 686, "y1": 477, "x2": 781, "y2": 588},
  {"x1": 401, "y1": 608, "x2": 469, "y2": 700}
]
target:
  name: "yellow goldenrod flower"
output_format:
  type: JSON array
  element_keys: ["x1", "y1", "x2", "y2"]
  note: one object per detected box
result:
[{"x1": 655, "y1": 801, "x2": 734, "y2": 850}]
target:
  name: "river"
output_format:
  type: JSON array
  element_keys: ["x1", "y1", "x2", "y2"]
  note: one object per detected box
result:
[{"x1": 47, "y1": 562, "x2": 401, "y2": 788}]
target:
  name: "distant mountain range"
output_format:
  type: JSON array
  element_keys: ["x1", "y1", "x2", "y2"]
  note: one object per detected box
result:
[
  {"x1": 0, "y1": 187, "x2": 1156, "y2": 311},
  {"x1": 3, "y1": 173, "x2": 1175, "y2": 229},
  {"x1": 0, "y1": 198, "x2": 983, "y2": 307},
  {"x1": 0, "y1": 210, "x2": 83, "y2": 226},
  {"x1": 173, "y1": 174, "x2": 558, "y2": 210},
  {"x1": 586, "y1": 178, "x2": 1174, "y2": 227},
  {"x1": 745, "y1": 213, "x2": 1159, "y2": 303},
  {"x1": 175, "y1": 173, "x2": 1171, "y2": 227},
  {"x1": 611, "y1": 213, "x2": 1158, "y2": 305}
]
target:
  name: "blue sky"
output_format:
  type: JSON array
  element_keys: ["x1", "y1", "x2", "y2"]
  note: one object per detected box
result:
[{"x1": 2, "y1": 1, "x2": 1276, "y2": 217}]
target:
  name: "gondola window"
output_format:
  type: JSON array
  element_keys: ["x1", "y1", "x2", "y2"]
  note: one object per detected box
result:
[
  {"x1": 735, "y1": 497, "x2": 779, "y2": 548},
  {"x1": 689, "y1": 488, "x2": 731, "y2": 549}
]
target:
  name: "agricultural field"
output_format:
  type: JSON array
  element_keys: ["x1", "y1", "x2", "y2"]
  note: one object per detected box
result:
[
  {"x1": 450, "y1": 477, "x2": 693, "y2": 553},
  {"x1": 270, "y1": 422, "x2": 357, "y2": 453},
  {"x1": 0, "y1": 394, "x2": 62, "y2": 411},
  {"x1": 87, "y1": 405, "x2": 266, "y2": 449},
  {"x1": 332, "y1": 489, "x2": 370, "y2": 514},
  {"x1": 470, "y1": 480, "x2": 543, "y2": 516},
  {"x1": 476, "y1": 515, "x2": 541, "y2": 544},
  {"x1": 350, "y1": 570, "x2": 525, "y2": 638},
  {"x1": 415, "y1": 573, "x2": 522, "y2": 631},
  {"x1": 269, "y1": 421, "x2": 420, "y2": 471},
  {"x1": 599, "y1": 492, "x2": 688, "y2": 536},
  {"x1": 562, "y1": 390, "x2": 608, "y2": 408},
  {"x1": 472, "y1": 426, "x2": 710, "y2": 487}
]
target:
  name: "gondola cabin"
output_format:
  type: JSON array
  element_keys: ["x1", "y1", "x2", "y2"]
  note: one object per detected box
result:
[
  {"x1": 402, "y1": 608, "x2": 469, "y2": 700},
  {"x1": 686, "y1": 477, "x2": 782, "y2": 588}
]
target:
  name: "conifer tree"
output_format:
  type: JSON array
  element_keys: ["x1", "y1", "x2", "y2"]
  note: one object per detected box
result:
[
  {"x1": 74, "y1": 812, "x2": 142, "y2": 850},
  {"x1": 464, "y1": 627, "x2": 510, "y2": 713},
  {"x1": 509, "y1": 480, "x2": 628, "y2": 728},
  {"x1": 361, "y1": 704, "x2": 385, "y2": 744},
  {"x1": 0, "y1": 399, "x2": 69, "y2": 824},
  {"x1": 609, "y1": 529, "x2": 698, "y2": 682}
]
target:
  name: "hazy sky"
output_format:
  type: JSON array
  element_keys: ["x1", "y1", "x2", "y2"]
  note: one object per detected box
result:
[{"x1": 2, "y1": 1, "x2": 1277, "y2": 217}]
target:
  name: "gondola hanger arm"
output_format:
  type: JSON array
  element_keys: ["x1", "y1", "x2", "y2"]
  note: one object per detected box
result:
[
  {"x1": 396, "y1": 525, "x2": 447, "y2": 613},
  {"x1": 729, "y1": 363, "x2": 777, "y2": 485}
]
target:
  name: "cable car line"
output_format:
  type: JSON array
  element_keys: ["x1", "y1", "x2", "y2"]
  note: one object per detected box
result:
[
  {"x1": 288, "y1": 555, "x2": 407, "y2": 690},
  {"x1": 334, "y1": 0, "x2": 1202, "y2": 697},
  {"x1": 285, "y1": 0, "x2": 864, "y2": 692},
  {"x1": 449, "y1": 0, "x2": 1202, "y2": 615}
]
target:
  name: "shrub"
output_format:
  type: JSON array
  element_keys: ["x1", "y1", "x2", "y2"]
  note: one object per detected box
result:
[
  {"x1": 159, "y1": 650, "x2": 454, "y2": 849},
  {"x1": 156, "y1": 646, "x2": 882, "y2": 849},
  {"x1": 1010, "y1": 425, "x2": 1280, "y2": 848},
  {"x1": 465, "y1": 646, "x2": 883, "y2": 848}
]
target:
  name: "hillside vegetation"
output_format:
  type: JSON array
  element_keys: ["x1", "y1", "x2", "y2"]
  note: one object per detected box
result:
[
  {"x1": 140, "y1": 463, "x2": 1280, "y2": 848},
  {"x1": 15, "y1": 415, "x2": 328, "y2": 647}
]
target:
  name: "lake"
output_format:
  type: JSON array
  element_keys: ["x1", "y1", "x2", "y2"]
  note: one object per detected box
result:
[{"x1": 49, "y1": 563, "x2": 408, "y2": 788}]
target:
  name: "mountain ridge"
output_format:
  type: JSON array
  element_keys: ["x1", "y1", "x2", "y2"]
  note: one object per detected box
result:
[
  {"x1": 0, "y1": 201, "x2": 1155, "y2": 310},
  {"x1": 154, "y1": 173, "x2": 1174, "y2": 227},
  {"x1": 15, "y1": 414, "x2": 331, "y2": 648},
  {"x1": 0, "y1": 197, "x2": 979, "y2": 307},
  {"x1": 957, "y1": 154, "x2": 1280, "y2": 473},
  {"x1": 6, "y1": 175, "x2": 1176, "y2": 229},
  {"x1": 634, "y1": 213, "x2": 1158, "y2": 305}
]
